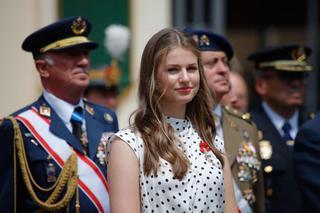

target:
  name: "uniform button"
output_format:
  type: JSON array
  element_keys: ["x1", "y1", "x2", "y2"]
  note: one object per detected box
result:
[
  {"x1": 266, "y1": 188, "x2": 273, "y2": 197},
  {"x1": 264, "y1": 165, "x2": 273, "y2": 173}
]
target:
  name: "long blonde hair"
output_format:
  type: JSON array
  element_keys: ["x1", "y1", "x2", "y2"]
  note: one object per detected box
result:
[{"x1": 132, "y1": 28, "x2": 223, "y2": 180}]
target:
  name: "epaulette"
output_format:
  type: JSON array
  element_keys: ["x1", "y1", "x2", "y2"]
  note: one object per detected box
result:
[
  {"x1": 223, "y1": 105, "x2": 253, "y2": 124},
  {"x1": 84, "y1": 101, "x2": 114, "y2": 124}
]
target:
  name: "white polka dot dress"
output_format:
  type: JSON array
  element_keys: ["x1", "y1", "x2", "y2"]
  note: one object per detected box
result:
[{"x1": 109, "y1": 117, "x2": 225, "y2": 213}]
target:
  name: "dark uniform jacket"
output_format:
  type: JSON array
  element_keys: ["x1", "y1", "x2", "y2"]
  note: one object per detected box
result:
[
  {"x1": 251, "y1": 104, "x2": 305, "y2": 213},
  {"x1": 294, "y1": 113, "x2": 320, "y2": 213},
  {"x1": 0, "y1": 96, "x2": 119, "y2": 212},
  {"x1": 222, "y1": 106, "x2": 265, "y2": 213}
]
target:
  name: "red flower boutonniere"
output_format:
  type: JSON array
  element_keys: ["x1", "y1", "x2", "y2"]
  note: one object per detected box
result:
[
  {"x1": 199, "y1": 141, "x2": 213, "y2": 163},
  {"x1": 199, "y1": 141, "x2": 211, "y2": 153}
]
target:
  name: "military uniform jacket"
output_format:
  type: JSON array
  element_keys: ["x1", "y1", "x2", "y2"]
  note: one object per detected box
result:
[
  {"x1": 294, "y1": 113, "x2": 320, "y2": 213},
  {"x1": 251, "y1": 105, "x2": 305, "y2": 213},
  {"x1": 222, "y1": 106, "x2": 265, "y2": 213},
  {"x1": 0, "y1": 96, "x2": 119, "y2": 212}
]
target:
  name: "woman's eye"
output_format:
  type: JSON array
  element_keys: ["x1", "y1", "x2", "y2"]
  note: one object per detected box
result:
[
  {"x1": 187, "y1": 66, "x2": 198, "y2": 72},
  {"x1": 168, "y1": 68, "x2": 179, "y2": 73}
]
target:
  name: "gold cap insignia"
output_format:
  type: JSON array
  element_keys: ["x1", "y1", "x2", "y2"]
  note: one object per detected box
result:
[
  {"x1": 39, "y1": 105, "x2": 51, "y2": 117},
  {"x1": 85, "y1": 105, "x2": 95, "y2": 115},
  {"x1": 71, "y1": 17, "x2": 87, "y2": 35},
  {"x1": 104, "y1": 113, "x2": 113, "y2": 123},
  {"x1": 259, "y1": 140, "x2": 272, "y2": 160},
  {"x1": 200, "y1": 35, "x2": 210, "y2": 46},
  {"x1": 291, "y1": 47, "x2": 306, "y2": 62}
]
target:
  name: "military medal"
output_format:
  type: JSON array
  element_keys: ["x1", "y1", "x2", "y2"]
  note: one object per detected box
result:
[
  {"x1": 46, "y1": 156, "x2": 57, "y2": 183},
  {"x1": 80, "y1": 132, "x2": 89, "y2": 155},
  {"x1": 237, "y1": 141, "x2": 260, "y2": 184},
  {"x1": 96, "y1": 132, "x2": 111, "y2": 165},
  {"x1": 243, "y1": 188, "x2": 256, "y2": 205},
  {"x1": 96, "y1": 144, "x2": 106, "y2": 165},
  {"x1": 238, "y1": 165, "x2": 252, "y2": 182}
]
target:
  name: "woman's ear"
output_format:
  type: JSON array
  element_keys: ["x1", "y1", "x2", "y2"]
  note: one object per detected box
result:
[{"x1": 35, "y1": 59, "x2": 50, "y2": 78}]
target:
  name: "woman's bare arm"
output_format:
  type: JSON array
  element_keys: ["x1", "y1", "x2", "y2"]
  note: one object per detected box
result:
[
  {"x1": 222, "y1": 154, "x2": 238, "y2": 213},
  {"x1": 107, "y1": 138, "x2": 140, "y2": 213}
]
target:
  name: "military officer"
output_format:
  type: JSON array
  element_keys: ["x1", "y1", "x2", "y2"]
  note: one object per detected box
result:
[
  {"x1": 248, "y1": 45, "x2": 312, "y2": 213},
  {"x1": 84, "y1": 65, "x2": 120, "y2": 110},
  {"x1": 294, "y1": 113, "x2": 319, "y2": 212},
  {"x1": 84, "y1": 24, "x2": 129, "y2": 111},
  {"x1": 0, "y1": 16, "x2": 119, "y2": 212},
  {"x1": 186, "y1": 28, "x2": 265, "y2": 213},
  {"x1": 221, "y1": 71, "x2": 249, "y2": 113}
]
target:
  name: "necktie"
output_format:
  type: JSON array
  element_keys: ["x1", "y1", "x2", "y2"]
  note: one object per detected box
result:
[
  {"x1": 213, "y1": 113, "x2": 223, "y2": 137},
  {"x1": 71, "y1": 107, "x2": 88, "y2": 153},
  {"x1": 282, "y1": 121, "x2": 293, "y2": 142}
]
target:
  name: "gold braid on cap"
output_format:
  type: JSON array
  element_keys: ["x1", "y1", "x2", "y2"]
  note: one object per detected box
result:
[
  {"x1": 6, "y1": 116, "x2": 80, "y2": 212},
  {"x1": 40, "y1": 36, "x2": 90, "y2": 54},
  {"x1": 258, "y1": 60, "x2": 312, "y2": 71}
]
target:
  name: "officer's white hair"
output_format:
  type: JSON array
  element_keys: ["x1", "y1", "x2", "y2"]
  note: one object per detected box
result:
[
  {"x1": 36, "y1": 53, "x2": 54, "y2": 66},
  {"x1": 43, "y1": 55, "x2": 54, "y2": 66}
]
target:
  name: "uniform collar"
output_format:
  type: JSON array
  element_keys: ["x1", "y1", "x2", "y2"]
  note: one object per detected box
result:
[
  {"x1": 262, "y1": 101, "x2": 299, "y2": 137},
  {"x1": 213, "y1": 104, "x2": 222, "y2": 118},
  {"x1": 43, "y1": 90, "x2": 85, "y2": 128}
]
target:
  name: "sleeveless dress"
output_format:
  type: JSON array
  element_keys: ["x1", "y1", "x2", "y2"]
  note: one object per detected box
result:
[{"x1": 109, "y1": 116, "x2": 225, "y2": 213}]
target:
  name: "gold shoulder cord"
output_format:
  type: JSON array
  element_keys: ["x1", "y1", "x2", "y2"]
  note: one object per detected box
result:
[{"x1": 5, "y1": 116, "x2": 80, "y2": 212}]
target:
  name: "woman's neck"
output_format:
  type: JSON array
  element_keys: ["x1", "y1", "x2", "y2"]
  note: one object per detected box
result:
[{"x1": 161, "y1": 103, "x2": 186, "y2": 119}]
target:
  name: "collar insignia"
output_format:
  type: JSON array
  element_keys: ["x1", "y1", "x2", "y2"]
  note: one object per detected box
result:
[
  {"x1": 39, "y1": 105, "x2": 51, "y2": 117},
  {"x1": 85, "y1": 105, "x2": 95, "y2": 115}
]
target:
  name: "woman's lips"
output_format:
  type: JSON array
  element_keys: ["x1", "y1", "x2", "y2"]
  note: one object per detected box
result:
[{"x1": 175, "y1": 87, "x2": 193, "y2": 93}]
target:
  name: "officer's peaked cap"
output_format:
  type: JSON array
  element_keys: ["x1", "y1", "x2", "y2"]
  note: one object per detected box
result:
[
  {"x1": 248, "y1": 44, "x2": 312, "y2": 72},
  {"x1": 184, "y1": 27, "x2": 234, "y2": 61},
  {"x1": 22, "y1": 16, "x2": 98, "y2": 59}
]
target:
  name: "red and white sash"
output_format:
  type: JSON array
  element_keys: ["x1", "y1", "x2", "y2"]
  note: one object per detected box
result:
[{"x1": 16, "y1": 107, "x2": 110, "y2": 213}]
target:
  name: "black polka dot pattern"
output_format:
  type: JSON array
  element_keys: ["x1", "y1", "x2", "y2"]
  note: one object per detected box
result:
[{"x1": 109, "y1": 117, "x2": 225, "y2": 212}]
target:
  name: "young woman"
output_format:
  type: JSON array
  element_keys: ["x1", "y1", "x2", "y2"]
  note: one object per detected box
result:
[{"x1": 107, "y1": 28, "x2": 237, "y2": 213}]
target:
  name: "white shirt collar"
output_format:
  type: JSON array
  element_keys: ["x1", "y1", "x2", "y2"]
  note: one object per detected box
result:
[
  {"x1": 43, "y1": 90, "x2": 85, "y2": 128},
  {"x1": 213, "y1": 104, "x2": 222, "y2": 118},
  {"x1": 213, "y1": 104, "x2": 223, "y2": 138},
  {"x1": 262, "y1": 101, "x2": 299, "y2": 138}
]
